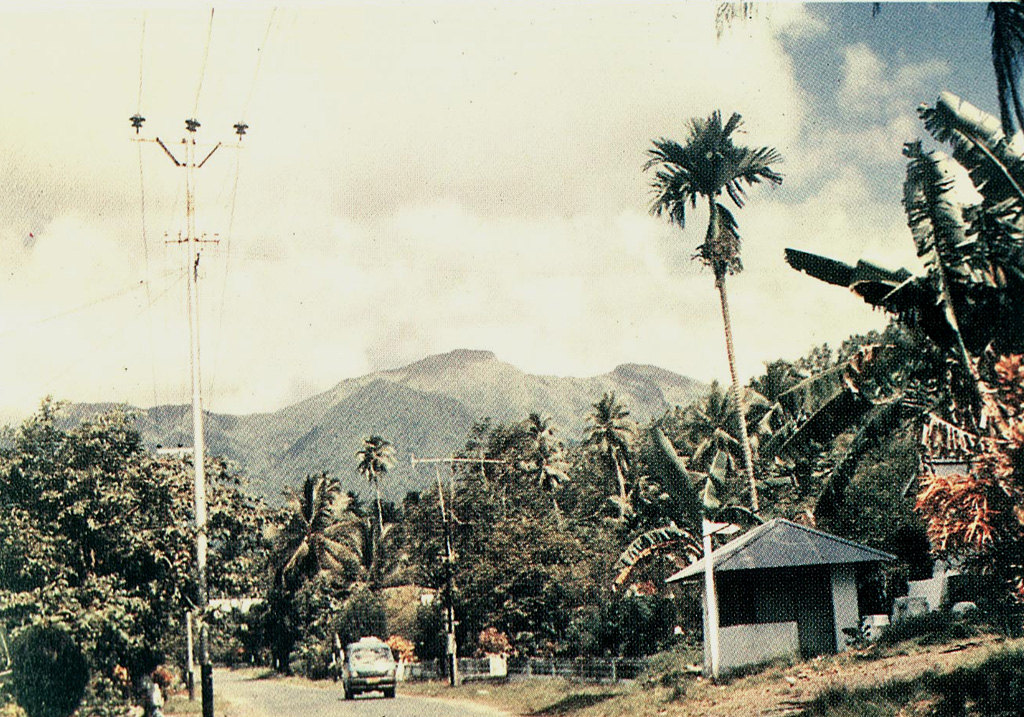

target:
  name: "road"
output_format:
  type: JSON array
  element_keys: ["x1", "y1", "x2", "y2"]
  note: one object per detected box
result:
[{"x1": 214, "y1": 669, "x2": 509, "y2": 717}]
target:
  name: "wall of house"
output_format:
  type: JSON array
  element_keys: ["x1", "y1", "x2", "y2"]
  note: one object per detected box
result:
[
  {"x1": 830, "y1": 564, "x2": 860, "y2": 652},
  {"x1": 717, "y1": 622, "x2": 799, "y2": 673}
]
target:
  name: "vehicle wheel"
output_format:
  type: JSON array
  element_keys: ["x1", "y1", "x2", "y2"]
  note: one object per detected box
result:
[{"x1": 383, "y1": 687, "x2": 396, "y2": 699}]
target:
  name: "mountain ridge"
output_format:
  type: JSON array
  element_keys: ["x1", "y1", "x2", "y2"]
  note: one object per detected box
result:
[{"x1": 54, "y1": 349, "x2": 707, "y2": 503}]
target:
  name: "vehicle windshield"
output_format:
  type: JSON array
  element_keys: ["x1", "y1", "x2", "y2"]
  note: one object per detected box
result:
[{"x1": 350, "y1": 646, "x2": 392, "y2": 662}]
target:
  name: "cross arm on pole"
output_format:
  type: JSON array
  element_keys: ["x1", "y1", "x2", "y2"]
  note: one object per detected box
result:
[
  {"x1": 197, "y1": 142, "x2": 222, "y2": 168},
  {"x1": 155, "y1": 137, "x2": 182, "y2": 166}
]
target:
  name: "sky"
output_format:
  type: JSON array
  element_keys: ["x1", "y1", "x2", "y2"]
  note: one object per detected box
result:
[{"x1": 0, "y1": 1, "x2": 1002, "y2": 423}]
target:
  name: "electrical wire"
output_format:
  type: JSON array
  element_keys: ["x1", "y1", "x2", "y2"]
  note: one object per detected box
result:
[
  {"x1": 31, "y1": 270, "x2": 187, "y2": 396},
  {"x1": 241, "y1": 8, "x2": 277, "y2": 122},
  {"x1": 138, "y1": 143, "x2": 160, "y2": 409},
  {"x1": 209, "y1": 8, "x2": 277, "y2": 400},
  {"x1": 0, "y1": 268, "x2": 182, "y2": 340},
  {"x1": 136, "y1": 14, "x2": 146, "y2": 114},
  {"x1": 193, "y1": 8, "x2": 215, "y2": 118},
  {"x1": 135, "y1": 12, "x2": 160, "y2": 408}
]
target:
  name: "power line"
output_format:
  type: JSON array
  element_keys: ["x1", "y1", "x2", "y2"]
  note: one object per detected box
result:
[
  {"x1": 193, "y1": 9, "x2": 215, "y2": 119},
  {"x1": 138, "y1": 115, "x2": 160, "y2": 409},
  {"x1": 0, "y1": 268, "x2": 182, "y2": 339},
  {"x1": 33, "y1": 270, "x2": 186, "y2": 395},
  {"x1": 136, "y1": 14, "x2": 146, "y2": 113},
  {"x1": 241, "y1": 8, "x2": 277, "y2": 122}
]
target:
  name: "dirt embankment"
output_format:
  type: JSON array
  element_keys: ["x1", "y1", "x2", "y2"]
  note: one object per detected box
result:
[{"x1": 675, "y1": 635, "x2": 1016, "y2": 717}]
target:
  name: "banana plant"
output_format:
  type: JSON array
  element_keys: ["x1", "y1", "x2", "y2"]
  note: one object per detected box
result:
[
  {"x1": 775, "y1": 92, "x2": 1024, "y2": 510},
  {"x1": 613, "y1": 428, "x2": 762, "y2": 588}
]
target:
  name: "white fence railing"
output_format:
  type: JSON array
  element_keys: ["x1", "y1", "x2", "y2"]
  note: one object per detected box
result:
[{"x1": 403, "y1": 656, "x2": 647, "y2": 683}]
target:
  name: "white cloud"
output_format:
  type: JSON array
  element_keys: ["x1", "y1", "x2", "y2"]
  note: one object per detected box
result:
[{"x1": 0, "y1": 3, "x2": 916, "y2": 422}]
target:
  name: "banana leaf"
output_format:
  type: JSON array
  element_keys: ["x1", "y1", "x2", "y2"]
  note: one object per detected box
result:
[
  {"x1": 612, "y1": 523, "x2": 701, "y2": 587},
  {"x1": 919, "y1": 92, "x2": 1024, "y2": 208},
  {"x1": 758, "y1": 358, "x2": 874, "y2": 462},
  {"x1": 645, "y1": 427, "x2": 704, "y2": 530},
  {"x1": 814, "y1": 399, "x2": 911, "y2": 520}
]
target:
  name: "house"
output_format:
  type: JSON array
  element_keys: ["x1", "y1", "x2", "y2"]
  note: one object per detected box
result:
[{"x1": 666, "y1": 518, "x2": 894, "y2": 674}]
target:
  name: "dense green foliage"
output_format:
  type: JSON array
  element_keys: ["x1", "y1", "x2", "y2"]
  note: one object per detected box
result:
[
  {"x1": 10, "y1": 625, "x2": 89, "y2": 717},
  {"x1": 0, "y1": 403, "x2": 275, "y2": 712}
]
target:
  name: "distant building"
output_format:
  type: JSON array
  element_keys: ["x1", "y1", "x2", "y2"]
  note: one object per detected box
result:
[{"x1": 667, "y1": 518, "x2": 894, "y2": 674}]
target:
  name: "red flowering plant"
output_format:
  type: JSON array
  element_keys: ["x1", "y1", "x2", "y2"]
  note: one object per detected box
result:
[
  {"x1": 916, "y1": 355, "x2": 1024, "y2": 601},
  {"x1": 477, "y1": 627, "x2": 511, "y2": 657}
]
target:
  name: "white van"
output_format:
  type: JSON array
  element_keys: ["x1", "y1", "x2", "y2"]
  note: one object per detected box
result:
[{"x1": 342, "y1": 637, "x2": 397, "y2": 700}]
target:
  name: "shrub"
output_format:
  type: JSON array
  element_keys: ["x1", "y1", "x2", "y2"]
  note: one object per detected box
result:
[
  {"x1": 386, "y1": 635, "x2": 415, "y2": 662},
  {"x1": 477, "y1": 627, "x2": 511, "y2": 656},
  {"x1": 933, "y1": 649, "x2": 1024, "y2": 716},
  {"x1": 10, "y1": 625, "x2": 89, "y2": 717},
  {"x1": 413, "y1": 602, "x2": 445, "y2": 662},
  {"x1": 878, "y1": 611, "x2": 978, "y2": 647}
]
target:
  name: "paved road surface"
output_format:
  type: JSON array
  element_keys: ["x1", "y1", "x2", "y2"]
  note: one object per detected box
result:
[{"x1": 215, "y1": 669, "x2": 509, "y2": 717}]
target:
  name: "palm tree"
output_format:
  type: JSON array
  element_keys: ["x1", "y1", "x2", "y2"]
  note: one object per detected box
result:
[
  {"x1": 521, "y1": 412, "x2": 571, "y2": 520},
  {"x1": 585, "y1": 393, "x2": 637, "y2": 520},
  {"x1": 356, "y1": 435, "x2": 395, "y2": 540},
  {"x1": 273, "y1": 472, "x2": 359, "y2": 585},
  {"x1": 645, "y1": 110, "x2": 783, "y2": 513}
]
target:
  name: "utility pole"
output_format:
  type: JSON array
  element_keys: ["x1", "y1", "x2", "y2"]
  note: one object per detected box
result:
[
  {"x1": 410, "y1": 454, "x2": 506, "y2": 687},
  {"x1": 701, "y1": 517, "x2": 740, "y2": 680},
  {"x1": 131, "y1": 113, "x2": 244, "y2": 717}
]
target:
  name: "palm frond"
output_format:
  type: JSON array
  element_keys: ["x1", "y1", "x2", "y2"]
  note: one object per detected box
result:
[
  {"x1": 613, "y1": 523, "x2": 701, "y2": 587},
  {"x1": 989, "y1": 3, "x2": 1024, "y2": 137}
]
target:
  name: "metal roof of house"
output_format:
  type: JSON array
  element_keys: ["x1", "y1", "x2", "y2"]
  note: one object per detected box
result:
[{"x1": 666, "y1": 518, "x2": 895, "y2": 583}]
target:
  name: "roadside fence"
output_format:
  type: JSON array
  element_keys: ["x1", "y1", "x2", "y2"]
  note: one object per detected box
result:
[{"x1": 402, "y1": 656, "x2": 647, "y2": 684}]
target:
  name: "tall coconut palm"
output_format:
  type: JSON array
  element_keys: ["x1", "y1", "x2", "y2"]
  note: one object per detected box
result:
[
  {"x1": 273, "y1": 472, "x2": 358, "y2": 585},
  {"x1": 356, "y1": 435, "x2": 395, "y2": 540},
  {"x1": 521, "y1": 412, "x2": 571, "y2": 520},
  {"x1": 585, "y1": 393, "x2": 637, "y2": 520},
  {"x1": 645, "y1": 111, "x2": 783, "y2": 513}
]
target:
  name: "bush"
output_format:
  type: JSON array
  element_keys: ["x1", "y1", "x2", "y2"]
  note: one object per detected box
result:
[
  {"x1": 477, "y1": 627, "x2": 511, "y2": 656},
  {"x1": 878, "y1": 611, "x2": 979, "y2": 647},
  {"x1": 934, "y1": 649, "x2": 1024, "y2": 716},
  {"x1": 10, "y1": 625, "x2": 89, "y2": 717},
  {"x1": 565, "y1": 595, "x2": 678, "y2": 658},
  {"x1": 413, "y1": 602, "x2": 445, "y2": 662},
  {"x1": 386, "y1": 635, "x2": 415, "y2": 662}
]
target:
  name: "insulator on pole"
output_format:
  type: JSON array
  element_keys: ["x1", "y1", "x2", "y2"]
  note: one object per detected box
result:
[
  {"x1": 186, "y1": 118, "x2": 201, "y2": 133},
  {"x1": 130, "y1": 114, "x2": 146, "y2": 133},
  {"x1": 233, "y1": 122, "x2": 248, "y2": 138}
]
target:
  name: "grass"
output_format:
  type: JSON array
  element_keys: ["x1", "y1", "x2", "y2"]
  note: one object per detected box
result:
[{"x1": 799, "y1": 646, "x2": 1024, "y2": 716}]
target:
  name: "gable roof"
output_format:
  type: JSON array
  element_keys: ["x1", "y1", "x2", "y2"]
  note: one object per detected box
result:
[{"x1": 666, "y1": 518, "x2": 895, "y2": 583}]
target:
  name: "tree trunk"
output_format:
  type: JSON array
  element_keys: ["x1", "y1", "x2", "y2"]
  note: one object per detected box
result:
[
  {"x1": 716, "y1": 274, "x2": 760, "y2": 513},
  {"x1": 612, "y1": 448, "x2": 629, "y2": 519},
  {"x1": 374, "y1": 481, "x2": 385, "y2": 545}
]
